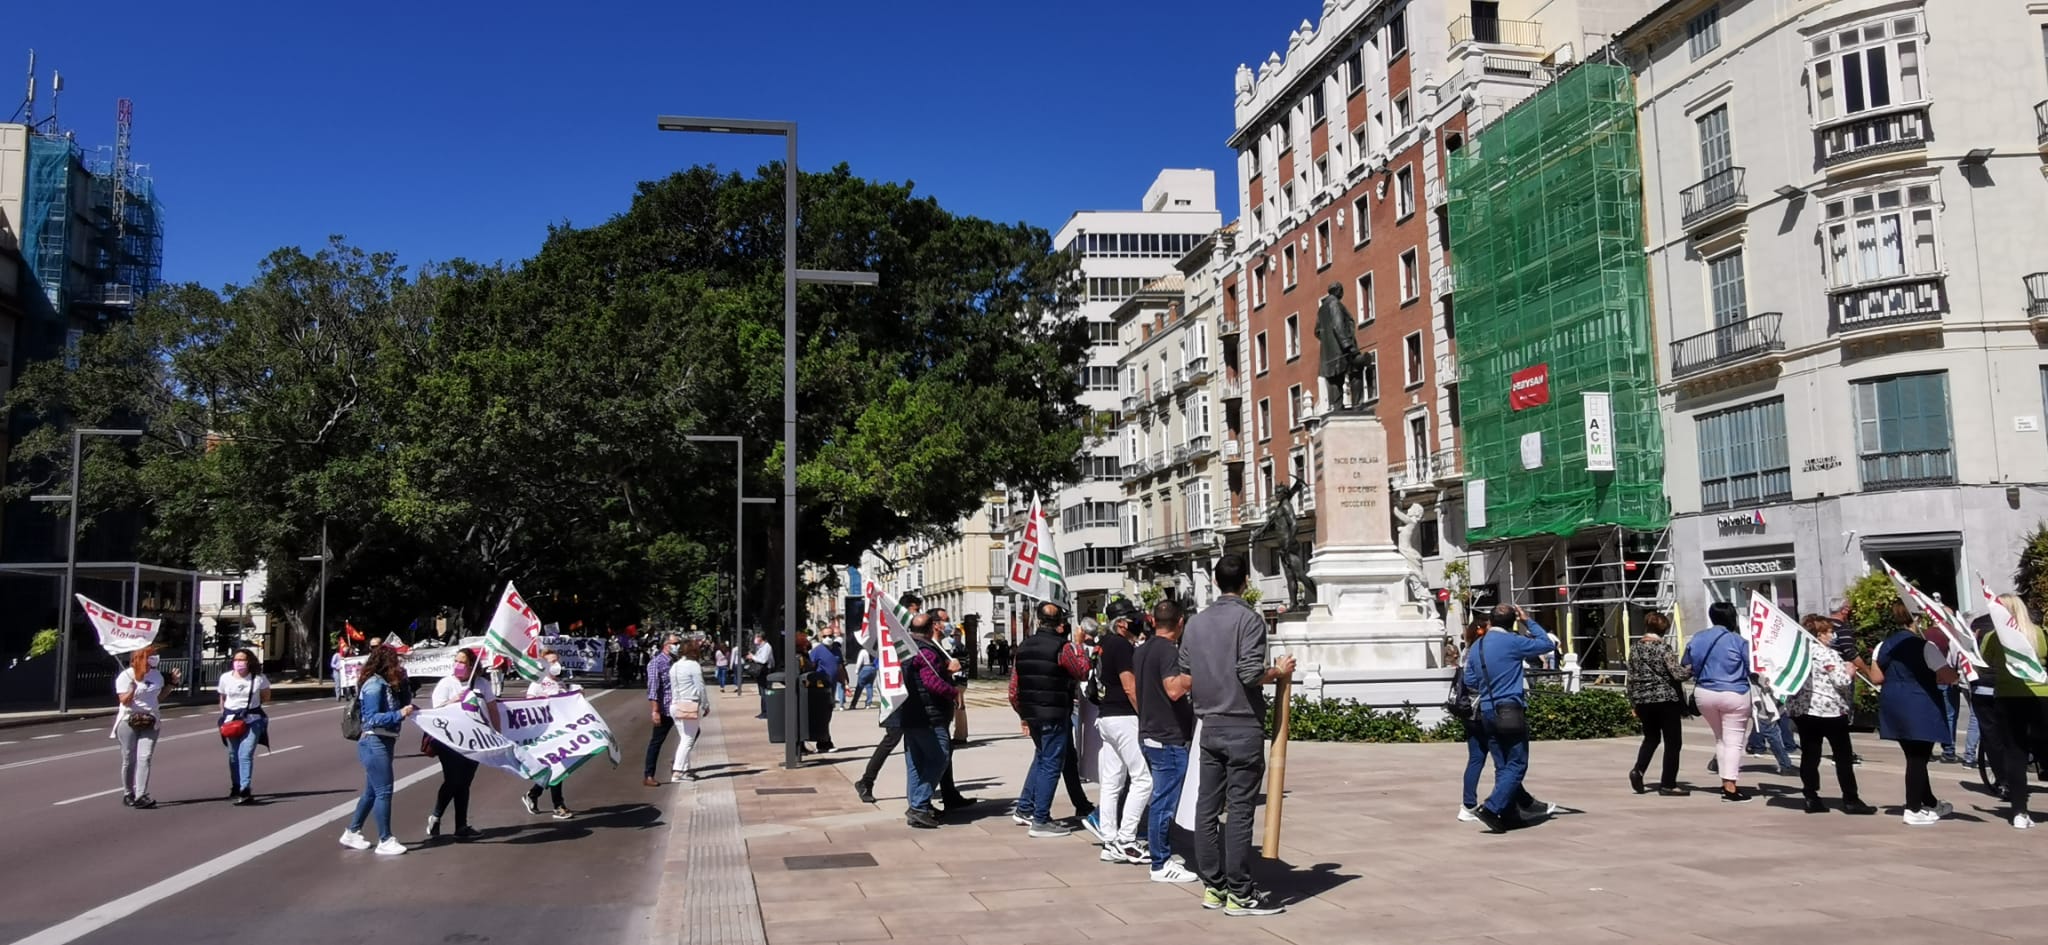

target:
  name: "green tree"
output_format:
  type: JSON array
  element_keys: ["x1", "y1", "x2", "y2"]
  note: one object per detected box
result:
[{"x1": 2015, "y1": 524, "x2": 2048, "y2": 623}]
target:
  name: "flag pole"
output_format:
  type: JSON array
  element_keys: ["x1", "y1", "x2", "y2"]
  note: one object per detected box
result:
[{"x1": 1261, "y1": 665, "x2": 1293, "y2": 859}]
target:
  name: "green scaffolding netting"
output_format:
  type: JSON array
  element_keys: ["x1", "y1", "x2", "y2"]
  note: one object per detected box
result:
[{"x1": 1448, "y1": 62, "x2": 1667, "y2": 543}]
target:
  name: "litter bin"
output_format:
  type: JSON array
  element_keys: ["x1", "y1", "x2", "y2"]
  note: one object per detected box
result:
[
  {"x1": 802, "y1": 670, "x2": 834, "y2": 749},
  {"x1": 764, "y1": 671, "x2": 789, "y2": 743}
]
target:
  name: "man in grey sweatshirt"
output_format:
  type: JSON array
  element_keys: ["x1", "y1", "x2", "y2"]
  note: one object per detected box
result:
[{"x1": 1177, "y1": 552, "x2": 1294, "y2": 917}]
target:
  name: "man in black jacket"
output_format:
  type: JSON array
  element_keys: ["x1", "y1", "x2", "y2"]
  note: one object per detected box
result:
[
  {"x1": 898, "y1": 612, "x2": 960, "y2": 828},
  {"x1": 1009, "y1": 601, "x2": 1091, "y2": 837}
]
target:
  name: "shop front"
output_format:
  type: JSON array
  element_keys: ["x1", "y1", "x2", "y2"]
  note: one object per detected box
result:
[{"x1": 1701, "y1": 544, "x2": 1800, "y2": 615}]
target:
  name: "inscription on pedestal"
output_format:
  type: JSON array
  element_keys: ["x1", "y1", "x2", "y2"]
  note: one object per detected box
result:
[{"x1": 1314, "y1": 414, "x2": 1390, "y2": 548}]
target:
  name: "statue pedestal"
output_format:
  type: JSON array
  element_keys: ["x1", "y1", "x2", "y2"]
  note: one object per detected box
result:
[{"x1": 1273, "y1": 412, "x2": 1451, "y2": 714}]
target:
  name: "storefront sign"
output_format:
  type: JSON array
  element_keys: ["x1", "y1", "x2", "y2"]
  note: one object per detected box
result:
[
  {"x1": 1802, "y1": 456, "x2": 1840, "y2": 472},
  {"x1": 1714, "y1": 510, "x2": 1765, "y2": 532},
  {"x1": 1510, "y1": 364, "x2": 1550, "y2": 411},
  {"x1": 1704, "y1": 556, "x2": 1795, "y2": 578},
  {"x1": 1583, "y1": 392, "x2": 1614, "y2": 472}
]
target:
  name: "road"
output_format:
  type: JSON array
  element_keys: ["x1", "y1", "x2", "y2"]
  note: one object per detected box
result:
[{"x1": 0, "y1": 684, "x2": 678, "y2": 945}]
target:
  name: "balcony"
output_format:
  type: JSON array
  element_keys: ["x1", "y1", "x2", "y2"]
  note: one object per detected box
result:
[
  {"x1": 2029, "y1": 273, "x2": 2048, "y2": 323},
  {"x1": 1432, "y1": 447, "x2": 1462, "y2": 481},
  {"x1": 1431, "y1": 266, "x2": 1456, "y2": 298},
  {"x1": 1172, "y1": 444, "x2": 1191, "y2": 466},
  {"x1": 1219, "y1": 375, "x2": 1245, "y2": 401},
  {"x1": 1391, "y1": 458, "x2": 1436, "y2": 492},
  {"x1": 1670, "y1": 312, "x2": 1786, "y2": 380},
  {"x1": 1679, "y1": 167, "x2": 1746, "y2": 230},
  {"x1": 1828, "y1": 276, "x2": 1946, "y2": 337},
  {"x1": 1448, "y1": 15, "x2": 1541, "y2": 49},
  {"x1": 1819, "y1": 106, "x2": 1930, "y2": 170},
  {"x1": 1222, "y1": 439, "x2": 1242, "y2": 462},
  {"x1": 1860, "y1": 448, "x2": 1956, "y2": 491},
  {"x1": 1150, "y1": 380, "x2": 1172, "y2": 404},
  {"x1": 2037, "y1": 100, "x2": 2047, "y2": 148},
  {"x1": 1186, "y1": 435, "x2": 1217, "y2": 460},
  {"x1": 1121, "y1": 393, "x2": 1142, "y2": 413},
  {"x1": 1185, "y1": 357, "x2": 1213, "y2": 385},
  {"x1": 1123, "y1": 457, "x2": 1152, "y2": 480},
  {"x1": 1218, "y1": 314, "x2": 1242, "y2": 336},
  {"x1": 1435, "y1": 350, "x2": 1459, "y2": 385}
]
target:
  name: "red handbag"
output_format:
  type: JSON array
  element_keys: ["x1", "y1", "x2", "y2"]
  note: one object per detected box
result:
[{"x1": 219, "y1": 717, "x2": 249, "y2": 739}]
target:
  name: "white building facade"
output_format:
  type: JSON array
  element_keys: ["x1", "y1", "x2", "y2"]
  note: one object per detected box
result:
[{"x1": 1628, "y1": 0, "x2": 2048, "y2": 614}]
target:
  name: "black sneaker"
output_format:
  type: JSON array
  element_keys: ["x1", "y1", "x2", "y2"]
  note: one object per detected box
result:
[
  {"x1": 132, "y1": 795, "x2": 156, "y2": 810},
  {"x1": 1628, "y1": 769, "x2": 1645, "y2": 794},
  {"x1": 1803, "y1": 796, "x2": 1826, "y2": 814},
  {"x1": 454, "y1": 825, "x2": 482, "y2": 841},
  {"x1": 121, "y1": 794, "x2": 135, "y2": 807},
  {"x1": 1657, "y1": 785, "x2": 1692, "y2": 797},
  {"x1": 854, "y1": 780, "x2": 876, "y2": 805},
  {"x1": 1842, "y1": 799, "x2": 1878, "y2": 815},
  {"x1": 1223, "y1": 887, "x2": 1284, "y2": 917},
  {"x1": 1720, "y1": 788, "x2": 1755, "y2": 803},
  {"x1": 1470, "y1": 805, "x2": 1510, "y2": 834},
  {"x1": 906, "y1": 806, "x2": 939, "y2": 829},
  {"x1": 942, "y1": 794, "x2": 976, "y2": 812},
  {"x1": 1940, "y1": 752, "x2": 1960, "y2": 765},
  {"x1": 233, "y1": 792, "x2": 256, "y2": 806}
]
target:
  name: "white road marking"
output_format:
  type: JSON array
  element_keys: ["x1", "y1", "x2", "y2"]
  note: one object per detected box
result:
[
  {"x1": 52, "y1": 787, "x2": 126, "y2": 807},
  {"x1": 8, "y1": 763, "x2": 445, "y2": 945},
  {"x1": 73, "y1": 728, "x2": 98, "y2": 734},
  {"x1": 0, "y1": 740, "x2": 16, "y2": 746},
  {"x1": 0, "y1": 705, "x2": 334, "y2": 773},
  {"x1": 31, "y1": 735, "x2": 62, "y2": 741},
  {"x1": 268, "y1": 745, "x2": 303, "y2": 756}
]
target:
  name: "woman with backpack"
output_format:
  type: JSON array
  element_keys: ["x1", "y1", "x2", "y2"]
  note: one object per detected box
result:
[
  {"x1": 1871, "y1": 601, "x2": 1960, "y2": 825},
  {"x1": 428, "y1": 648, "x2": 493, "y2": 840},
  {"x1": 217, "y1": 648, "x2": 271, "y2": 805},
  {"x1": 1625, "y1": 613, "x2": 1690, "y2": 797},
  {"x1": 340, "y1": 647, "x2": 417, "y2": 855},
  {"x1": 1682, "y1": 601, "x2": 1754, "y2": 804},
  {"x1": 114, "y1": 646, "x2": 165, "y2": 809}
]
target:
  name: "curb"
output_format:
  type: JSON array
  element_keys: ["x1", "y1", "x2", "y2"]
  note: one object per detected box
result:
[{"x1": 0, "y1": 687, "x2": 337, "y2": 731}]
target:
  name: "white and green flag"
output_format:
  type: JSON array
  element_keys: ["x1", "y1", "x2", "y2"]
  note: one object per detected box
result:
[
  {"x1": 1882, "y1": 559, "x2": 1980, "y2": 682},
  {"x1": 1980, "y1": 573, "x2": 2048, "y2": 684},
  {"x1": 412, "y1": 688, "x2": 618, "y2": 787},
  {"x1": 1004, "y1": 494, "x2": 1066, "y2": 605},
  {"x1": 1745, "y1": 592, "x2": 1812, "y2": 697},
  {"x1": 483, "y1": 582, "x2": 547, "y2": 680}
]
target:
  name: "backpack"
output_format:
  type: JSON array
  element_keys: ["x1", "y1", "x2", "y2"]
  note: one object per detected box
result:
[{"x1": 341, "y1": 691, "x2": 363, "y2": 741}]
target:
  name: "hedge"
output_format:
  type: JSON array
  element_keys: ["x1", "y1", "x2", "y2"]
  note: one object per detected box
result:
[{"x1": 1271, "y1": 685, "x2": 1640, "y2": 743}]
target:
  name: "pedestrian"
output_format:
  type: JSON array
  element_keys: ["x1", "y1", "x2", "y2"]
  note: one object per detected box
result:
[
  {"x1": 115, "y1": 646, "x2": 164, "y2": 810},
  {"x1": 340, "y1": 646, "x2": 417, "y2": 856},
  {"x1": 666, "y1": 638, "x2": 709, "y2": 781},
  {"x1": 644, "y1": 633, "x2": 679, "y2": 787},
  {"x1": 1982, "y1": 594, "x2": 2048, "y2": 829},
  {"x1": 1790, "y1": 614, "x2": 1876, "y2": 815},
  {"x1": 1009, "y1": 600, "x2": 1091, "y2": 837},
  {"x1": 848, "y1": 645, "x2": 876, "y2": 709},
  {"x1": 1462, "y1": 604, "x2": 1560, "y2": 834},
  {"x1": 216, "y1": 647, "x2": 271, "y2": 805},
  {"x1": 1872, "y1": 600, "x2": 1960, "y2": 825},
  {"x1": 1092, "y1": 597, "x2": 1153, "y2": 865},
  {"x1": 1135, "y1": 599, "x2": 1198, "y2": 884},
  {"x1": 1624, "y1": 613, "x2": 1690, "y2": 797},
  {"x1": 1746, "y1": 681, "x2": 1799, "y2": 777},
  {"x1": 899, "y1": 612, "x2": 959, "y2": 829},
  {"x1": 808, "y1": 633, "x2": 843, "y2": 751},
  {"x1": 749, "y1": 632, "x2": 776, "y2": 720},
  {"x1": 1961, "y1": 614, "x2": 2002, "y2": 791},
  {"x1": 1683, "y1": 601, "x2": 1756, "y2": 803},
  {"x1": 935, "y1": 609, "x2": 970, "y2": 745},
  {"x1": 523, "y1": 647, "x2": 578, "y2": 818},
  {"x1": 1455, "y1": 616, "x2": 1553, "y2": 823},
  {"x1": 826, "y1": 636, "x2": 849, "y2": 708},
  {"x1": 331, "y1": 648, "x2": 346, "y2": 700},
  {"x1": 427, "y1": 648, "x2": 492, "y2": 840},
  {"x1": 714, "y1": 643, "x2": 731, "y2": 693},
  {"x1": 1181, "y1": 553, "x2": 1294, "y2": 916}
]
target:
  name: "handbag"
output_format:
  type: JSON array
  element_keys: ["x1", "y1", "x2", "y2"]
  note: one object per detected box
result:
[
  {"x1": 219, "y1": 716, "x2": 248, "y2": 740},
  {"x1": 1476, "y1": 639, "x2": 1529, "y2": 739},
  {"x1": 127, "y1": 710, "x2": 158, "y2": 730},
  {"x1": 673, "y1": 699, "x2": 701, "y2": 720},
  {"x1": 1443, "y1": 660, "x2": 1476, "y2": 722}
]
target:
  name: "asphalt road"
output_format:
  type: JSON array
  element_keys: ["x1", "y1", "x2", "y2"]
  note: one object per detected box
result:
[{"x1": 0, "y1": 684, "x2": 677, "y2": 945}]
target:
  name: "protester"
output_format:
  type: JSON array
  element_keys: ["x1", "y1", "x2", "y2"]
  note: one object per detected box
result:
[
  {"x1": 1181, "y1": 554, "x2": 1294, "y2": 916},
  {"x1": 934, "y1": 609, "x2": 970, "y2": 745},
  {"x1": 826, "y1": 635, "x2": 849, "y2": 709},
  {"x1": 808, "y1": 632, "x2": 843, "y2": 750},
  {"x1": 1791, "y1": 615, "x2": 1875, "y2": 815},
  {"x1": 115, "y1": 646, "x2": 164, "y2": 809},
  {"x1": 1872, "y1": 600, "x2": 1960, "y2": 825},
  {"x1": 1746, "y1": 682, "x2": 1799, "y2": 777},
  {"x1": 899, "y1": 612, "x2": 960, "y2": 829},
  {"x1": 1983, "y1": 594, "x2": 2048, "y2": 829},
  {"x1": 522, "y1": 647, "x2": 577, "y2": 818},
  {"x1": 1135, "y1": 599, "x2": 1197, "y2": 883},
  {"x1": 1624, "y1": 613, "x2": 1689, "y2": 797},
  {"x1": 425, "y1": 648, "x2": 493, "y2": 840},
  {"x1": 1092, "y1": 597, "x2": 1153, "y2": 865},
  {"x1": 340, "y1": 647, "x2": 417, "y2": 855},
  {"x1": 1961, "y1": 614, "x2": 2001, "y2": 789},
  {"x1": 217, "y1": 647, "x2": 271, "y2": 805},
  {"x1": 330, "y1": 648, "x2": 347, "y2": 700},
  {"x1": 666, "y1": 638, "x2": 710, "y2": 781},
  {"x1": 1010, "y1": 601, "x2": 1091, "y2": 838},
  {"x1": 848, "y1": 644, "x2": 876, "y2": 709},
  {"x1": 644, "y1": 633, "x2": 680, "y2": 787},
  {"x1": 1462, "y1": 604, "x2": 1560, "y2": 834},
  {"x1": 1684, "y1": 602, "x2": 1755, "y2": 803}
]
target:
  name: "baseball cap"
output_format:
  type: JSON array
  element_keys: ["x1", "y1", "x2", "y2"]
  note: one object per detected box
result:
[{"x1": 1105, "y1": 597, "x2": 1144, "y2": 625}]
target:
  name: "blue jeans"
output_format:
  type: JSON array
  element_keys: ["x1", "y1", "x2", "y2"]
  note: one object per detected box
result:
[
  {"x1": 226, "y1": 718, "x2": 264, "y2": 791},
  {"x1": 1141, "y1": 742, "x2": 1188, "y2": 870},
  {"x1": 850, "y1": 666, "x2": 876, "y2": 707},
  {"x1": 1463, "y1": 730, "x2": 1488, "y2": 809},
  {"x1": 1748, "y1": 713, "x2": 1795, "y2": 768},
  {"x1": 350, "y1": 735, "x2": 397, "y2": 840},
  {"x1": 833, "y1": 680, "x2": 848, "y2": 706},
  {"x1": 715, "y1": 665, "x2": 730, "y2": 688},
  {"x1": 902, "y1": 727, "x2": 949, "y2": 811},
  {"x1": 1479, "y1": 706, "x2": 1530, "y2": 817},
  {"x1": 1940, "y1": 685, "x2": 1962, "y2": 752},
  {"x1": 1018, "y1": 718, "x2": 1070, "y2": 824}
]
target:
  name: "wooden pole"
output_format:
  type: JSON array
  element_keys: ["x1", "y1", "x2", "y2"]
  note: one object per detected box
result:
[{"x1": 1261, "y1": 673, "x2": 1293, "y2": 859}]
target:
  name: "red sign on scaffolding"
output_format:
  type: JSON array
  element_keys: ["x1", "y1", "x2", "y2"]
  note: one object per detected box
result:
[{"x1": 1510, "y1": 364, "x2": 1550, "y2": 411}]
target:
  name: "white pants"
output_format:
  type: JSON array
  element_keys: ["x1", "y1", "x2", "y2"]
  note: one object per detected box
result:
[
  {"x1": 1096, "y1": 715, "x2": 1152, "y2": 846},
  {"x1": 672, "y1": 717, "x2": 702, "y2": 774}
]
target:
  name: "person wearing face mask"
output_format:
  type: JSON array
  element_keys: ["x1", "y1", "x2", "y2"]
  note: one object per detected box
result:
[
  {"x1": 428, "y1": 648, "x2": 494, "y2": 840},
  {"x1": 115, "y1": 646, "x2": 166, "y2": 809},
  {"x1": 666, "y1": 638, "x2": 711, "y2": 781},
  {"x1": 217, "y1": 648, "x2": 272, "y2": 805},
  {"x1": 522, "y1": 647, "x2": 577, "y2": 819},
  {"x1": 644, "y1": 633, "x2": 680, "y2": 787}
]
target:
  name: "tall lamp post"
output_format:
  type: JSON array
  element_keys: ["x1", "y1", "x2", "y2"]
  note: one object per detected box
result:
[
  {"x1": 298, "y1": 521, "x2": 330, "y2": 680},
  {"x1": 683, "y1": 434, "x2": 775, "y2": 660},
  {"x1": 657, "y1": 115, "x2": 877, "y2": 769},
  {"x1": 32, "y1": 427, "x2": 145, "y2": 714}
]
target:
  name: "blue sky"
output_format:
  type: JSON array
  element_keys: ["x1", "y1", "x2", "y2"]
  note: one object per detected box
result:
[{"x1": 15, "y1": 0, "x2": 1322, "y2": 290}]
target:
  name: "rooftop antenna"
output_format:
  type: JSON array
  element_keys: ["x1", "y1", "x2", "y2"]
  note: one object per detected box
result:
[
  {"x1": 19, "y1": 49, "x2": 32, "y2": 127},
  {"x1": 49, "y1": 69, "x2": 62, "y2": 134}
]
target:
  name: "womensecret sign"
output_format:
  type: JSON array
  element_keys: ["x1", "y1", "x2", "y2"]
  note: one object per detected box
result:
[{"x1": 1510, "y1": 364, "x2": 1550, "y2": 410}]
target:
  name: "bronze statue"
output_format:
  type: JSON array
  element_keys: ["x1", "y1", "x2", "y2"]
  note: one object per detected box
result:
[
  {"x1": 1315, "y1": 282, "x2": 1367, "y2": 411},
  {"x1": 1250, "y1": 479, "x2": 1316, "y2": 611}
]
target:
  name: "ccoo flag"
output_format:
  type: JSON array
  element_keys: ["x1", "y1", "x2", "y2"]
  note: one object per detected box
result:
[
  {"x1": 1881, "y1": 560, "x2": 1980, "y2": 682},
  {"x1": 483, "y1": 582, "x2": 547, "y2": 680},
  {"x1": 862, "y1": 581, "x2": 915, "y2": 718},
  {"x1": 1744, "y1": 592, "x2": 1812, "y2": 698},
  {"x1": 1004, "y1": 494, "x2": 1067, "y2": 604},
  {"x1": 1980, "y1": 573, "x2": 2048, "y2": 685}
]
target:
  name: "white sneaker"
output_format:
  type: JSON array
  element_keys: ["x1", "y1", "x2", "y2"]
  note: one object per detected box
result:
[
  {"x1": 1099, "y1": 846, "x2": 1127, "y2": 863},
  {"x1": 1902, "y1": 808, "x2": 1939, "y2": 827},
  {"x1": 1457, "y1": 806, "x2": 1480, "y2": 823},
  {"x1": 374, "y1": 837, "x2": 408, "y2": 855},
  {"x1": 2014, "y1": 814, "x2": 2034, "y2": 830},
  {"x1": 1150, "y1": 862, "x2": 1200, "y2": 884},
  {"x1": 521, "y1": 794, "x2": 539, "y2": 815},
  {"x1": 671, "y1": 771, "x2": 685, "y2": 783},
  {"x1": 338, "y1": 830, "x2": 371, "y2": 851}
]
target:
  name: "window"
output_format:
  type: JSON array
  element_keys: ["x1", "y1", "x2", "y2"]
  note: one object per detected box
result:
[
  {"x1": 1822, "y1": 182, "x2": 1940, "y2": 289},
  {"x1": 1258, "y1": 458, "x2": 1276, "y2": 507},
  {"x1": 1404, "y1": 332, "x2": 1425, "y2": 388},
  {"x1": 1361, "y1": 349, "x2": 1380, "y2": 402},
  {"x1": 1387, "y1": 6, "x2": 1408, "y2": 57},
  {"x1": 1687, "y1": 5, "x2": 1721, "y2": 60},
  {"x1": 1084, "y1": 455, "x2": 1123, "y2": 481},
  {"x1": 1253, "y1": 262, "x2": 1270, "y2": 307},
  {"x1": 1346, "y1": 50, "x2": 1365, "y2": 91},
  {"x1": 1284, "y1": 314, "x2": 1301, "y2": 360},
  {"x1": 1854, "y1": 372, "x2": 1955, "y2": 489},
  {"x1": 1396, "y1": 165, "x2": 1415, "y2": 218},
  {"x1": 1283, "y1": 244, "x2": 1298, "y2": 287},
  {"x1": 1697, "y1": 106, "x2": 1731, "y2": 177},
  {"x1": 1356, "y1": 273, "x2": 1375, "y2": 324},
  {"x1": 1352, "y1": 128, "x2": 1369, "y2": 162},
  {"x1": 1257, "y1": 398, "x2": 1273, "y2": 440},
  {"x1": 1195, "y1": 393, "x2": 1213, "y2": 437},
  {"x1": 1707, "y1": 251, "x2": 1748, "y2": 327},
  {"x1": 1394, "y1": 92, "x2": 1412, "y2": 132},
  {"x1": 1311, "y1": 86, "x2": 1327, "y2": 124},
  {"x1": 1085, "y1": 365, "x2": 1119, "y2": 391},
  {"x1": 1807, "y1": 14, "x2": 1926, "y2": 123},
  {"x1": 1400, "y1": 249, "x2": 1420, "y2": 302},
  {"x1": 1283, "y1": 182, "x2": 1297, "y2": 215},
  {"x1": 1186, "y1": 480, "x2": 1214, "y2": 531},
  {"x1": 1314, "y1": 220, "x2": 1331, "y2": 268},
  {"x1": 1255, "y1": 332, "x2": 1270, "y2": 374},
  {"x1": 1061, "y1": 500, "x2": 1122, "y2": 532},
  {"x1": 1288, "y1": 384, "x2": 1304, "y2": 429},
  {"x1": 1252, "y1": 207, "x2": 1266, "y2": 236},
  {"x1": 1314, "y1": 156, "x2": 1329, "y2": 192},
  {"x1": 222, "y1": 582, "x2": 244, "y2": 608},
  {"x1": 1089, "y1": 319, "x2": 1120, "y2": 346},
  {"x1": 1352, "y1": 194, "x2": 1371, "y2": 246},
  {"x1": 1696, "y1": 397, "x2": 1791, "y2": 510},
  {"x1": 1065, "y1": 546, "x2": 1125, "y2": 576},
  {"x1": 1406, "y1": 413, "x2": 1429, "y2": 471},
  {"x1": 1086, "y1": 278, "x2": 1149, "y2": 303}
]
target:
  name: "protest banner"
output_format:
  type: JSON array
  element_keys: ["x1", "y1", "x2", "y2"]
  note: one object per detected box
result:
[
  {"x1": 1745, "y1": 592, "x2": 1812, "y2": 698},
  {"x1": 484, "y1": 582, "x2": 547, "y2": 680},
  {"x1": 77, "y1": 595, "x2": 158, "y2": 655},
  {"x1": 338, "y1": 643, "x2": 468, "y2": 683},
  {"x1": 412, "y1": 689, "x2": 619, "y2": 786},
  {"x1": 537, "y1": 635, "x2": 607, "y2": 675},
  {"x1": 1980, "y1": 574, "x2": 2048, "y2": 684},
  {"x1": 1882, "y1": 559, "x2": 1980, "y2": 681},
  {"x1": 863, "y1": 581, "x2": 912, "y2": 718}
]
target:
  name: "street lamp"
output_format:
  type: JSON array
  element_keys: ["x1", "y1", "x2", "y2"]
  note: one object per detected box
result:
[
  {"x1": 657, "y1": 114, "x2": 878, "y2": 769},
  {"x1": 683, "y1": 435, "x2": 775, "y2": 660},
  {"x1": 32, "y1": 427, "x2": 144, "y2": 713},
  {"x1": 298, "y1": 521, "x2": 329, "y2": 680}
]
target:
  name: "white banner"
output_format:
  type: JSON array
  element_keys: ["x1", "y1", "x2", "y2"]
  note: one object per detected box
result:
[
  {"x1": 864, "y1": 581, "x2": 912, "y2": 718},
  {"x1": 412, "y1": 689, "x2": 618, "y2": 786},
  {"x1": 538, "y1": 635, "x2": 607, "y2": 675},
  {"x1": 77, "y1": 595, "x2": 159, "y2": 655},
  {"x1": 338, "y1": 643, "x2": 469, "y2": 684},
  {"x1": 1583, "y1": 392, "x2": 1614, "y2": 472}
]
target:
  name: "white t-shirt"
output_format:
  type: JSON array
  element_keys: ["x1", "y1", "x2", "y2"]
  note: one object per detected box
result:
[
  {"x1": 751, "y1": 641, "x2": 774, "y2": 668},
  {"x1": 432, "y1": 673, "x2": 495, "y2": 708},
  {"x1": 216, "y1": 671, "x2": 270, "y2": 711},
  {"x1": 117, "y1": 668, "x2": 164, "y2": 717}
]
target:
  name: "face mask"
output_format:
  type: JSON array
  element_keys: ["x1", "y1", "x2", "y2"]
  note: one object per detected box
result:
[
  {"x1": 453, "y1": 663, "x2": 472, "y2": 680},
  {"x1": 147, "y1": 655, "x2": 161, "y2": 668},
  {"x1": 232, "y1": 660, "x2": 249, "y2": 674},
  {"x1": 547, "y1": 662, "x2": 562, "y2": 677}
]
